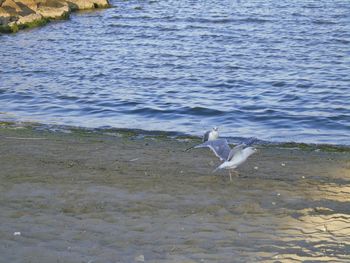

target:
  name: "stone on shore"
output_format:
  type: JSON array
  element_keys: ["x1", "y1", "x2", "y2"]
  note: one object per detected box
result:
[{"x1": 0, "y1": 0, "x2": 110, "y2": 33}]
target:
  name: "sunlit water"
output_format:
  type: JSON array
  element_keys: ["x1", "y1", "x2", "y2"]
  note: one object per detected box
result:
[{"x1": 1, "y1": 0, "x2": 349, "y2": 144}]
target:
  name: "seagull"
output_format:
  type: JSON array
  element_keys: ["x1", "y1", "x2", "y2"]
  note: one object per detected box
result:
[
  {"x1": 187, "y1": 137, "x2": 258, "y2": 180},
  {"x1": 202, "y1": 126, "x2": 219, "y2": 142},
  {"x1": 213, "y1": 137, "x2": 258, "y2": 181},
  {"x1": 185, "y1": 127, "x2": 219, "y2": 152}
]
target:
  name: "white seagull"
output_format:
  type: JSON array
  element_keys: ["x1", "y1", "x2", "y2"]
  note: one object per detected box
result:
[
  {"x1": 213, "y1": 137, "x2": 257, "y2": 181},
  {"x1": 185, "y1": 127, "x2": 219, "y2": 152},
  {"x1": 189, "y1": 137, "x2": 258, "y2": 180},
  {"x1": 202, "y1": 126, "x2": 219, "y2": 142}
]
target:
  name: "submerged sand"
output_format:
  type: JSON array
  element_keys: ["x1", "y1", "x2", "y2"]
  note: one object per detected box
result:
[{"x1": 0, "y1": 124, "x2": 350, "y2": 262}]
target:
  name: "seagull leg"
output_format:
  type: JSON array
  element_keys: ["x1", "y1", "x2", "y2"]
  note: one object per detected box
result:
[
  {"x1": 229, "y1": 171, "x2": 232, "y2": 181},
  {"x1": 231, "y1": 169, "x2": 240, "y2": 178}
]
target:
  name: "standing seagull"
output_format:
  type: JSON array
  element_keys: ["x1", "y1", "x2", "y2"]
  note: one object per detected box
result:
[
  {"x1": 203, "y1": 126, "x2": 219, "y2": 142},
  {"x1": 213, "y1": 137, "x2": 257, "y2": 181},
  {"x1": 185, "y1": 127, "x2": 219, "y2": 152}
]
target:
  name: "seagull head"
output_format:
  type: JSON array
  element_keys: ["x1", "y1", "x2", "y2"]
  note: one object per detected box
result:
[
  {"x1": 245, "y1": 147, "x2": 257, "y2": 157},
  {"x1": 213, "y1": 126, "x2": 218, "y2": 131}
]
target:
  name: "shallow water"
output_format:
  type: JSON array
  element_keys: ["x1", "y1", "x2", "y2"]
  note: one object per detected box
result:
[
  {"x1": 1, "y1": 0, "x2": 350, "y2": 144},
  {"x1": 0, "y1": 126, "x2": 350, "y2": 262}
]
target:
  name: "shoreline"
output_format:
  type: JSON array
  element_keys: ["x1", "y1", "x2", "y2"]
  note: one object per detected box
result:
[
  {"x1": 0, "y1": 0, "x2": 110, "y2": 33},
  {"x1": 0, "y1": 119, "x2": 350, "y2": 261},
  {"x1": 1, "y1": 120, "x2": 350, "y2": 152}
]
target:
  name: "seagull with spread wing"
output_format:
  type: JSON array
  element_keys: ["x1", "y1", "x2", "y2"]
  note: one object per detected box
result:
[
  {"x1": 191, "y1": 137, "x2": 258, "y2": 181},
  {"x1": 213, "y1": 138, "x2": 257, "y2": 181}
]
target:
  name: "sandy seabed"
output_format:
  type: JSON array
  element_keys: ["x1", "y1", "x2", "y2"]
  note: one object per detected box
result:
[{"x1": 0, "y1": 124, "x2": 350, "y2": 262}]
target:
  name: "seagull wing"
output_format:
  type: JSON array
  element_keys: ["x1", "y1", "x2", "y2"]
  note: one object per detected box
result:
[
  {"x1": 227, "y1": 137, "x2": 257, "y2": 161},
  {"x1": 202, "y1": 130, "x2": 210, "y2": 142},
  {"x1": 194, "y1": 139, "x2": 231, "y2": 161},
  {"x1": 244, "y1": 137, "x2": 258, "y2": 146},
  {"x1": 227, "y1": 144, "x2": 245, "y2": 161}
]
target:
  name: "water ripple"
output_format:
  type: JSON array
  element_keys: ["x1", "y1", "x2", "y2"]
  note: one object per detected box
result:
[{"x1": 0, "y1": 0, "x2": 349, "y2": 145}]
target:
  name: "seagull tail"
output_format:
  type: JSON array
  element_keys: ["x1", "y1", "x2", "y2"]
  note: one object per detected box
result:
[{"x1": 212, "y1": 165, "x2": 221, "y2": 173}]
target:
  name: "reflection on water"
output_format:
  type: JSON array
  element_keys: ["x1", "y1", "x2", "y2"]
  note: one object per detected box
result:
[{"x1": 266, "y1": 181, "x2": 350, "y2": 261}]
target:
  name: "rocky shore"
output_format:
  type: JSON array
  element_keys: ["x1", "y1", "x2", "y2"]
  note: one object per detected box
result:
[{"x1": 0, "y1": 0, "x2": 110, "y2": 33}]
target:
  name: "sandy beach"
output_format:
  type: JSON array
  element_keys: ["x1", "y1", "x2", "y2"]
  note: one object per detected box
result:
[
  {"x1": 2, "y1": 0, "x2": 350, "y2": 261},
  {"x1": 0, "y1": 123, "x2": 349, "y2": 262}
]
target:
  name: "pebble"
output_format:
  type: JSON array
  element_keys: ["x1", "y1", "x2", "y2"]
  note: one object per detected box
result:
[
  {"x1": 322, "y1": 225, "x2": 328, "y2": 232},
  {"x1": 13, "y1": 232, "x2": 21, "y2": 236},
  {"x1": 254, "y1": 166, "x2": 259, "y2": 170},
  {"x1": 135, "y1": 255, "x2": 145, "y2": 262}
]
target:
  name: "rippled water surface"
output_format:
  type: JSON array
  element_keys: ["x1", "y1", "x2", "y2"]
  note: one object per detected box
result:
[{"x1": 1, "y1": 0, "x2": 350, "y2": 144}]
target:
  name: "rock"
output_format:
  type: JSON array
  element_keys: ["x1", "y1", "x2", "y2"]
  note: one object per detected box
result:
[
  {"x1": 67, "y1": 0, "x2": 109, "y2": 10},
  {"x1": 0, "y1": 0, "x2": 110, "y2": 33},
  {"x1": 16, "y1": 12, "x2": 42, "y2": 25},
  {"x1": 18, "y1": 0, "x2": 38, "y2": 9},
  {"x1": 36, "y1": 0, "x2": 69, "y2": 19},
  {"x1": 1, "y1": 0, "x2": 22, "y2": 14}
]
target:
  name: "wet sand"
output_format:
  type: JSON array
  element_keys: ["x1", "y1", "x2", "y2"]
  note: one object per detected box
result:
[{"x1": 0, "y1": 124, "x2": 350, "y2": 262}]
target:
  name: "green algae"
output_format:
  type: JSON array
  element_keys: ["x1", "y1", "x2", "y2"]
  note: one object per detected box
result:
[
  {"x1": 0, "y1": 18, "x2": 49, "y2": 33},
  {"x1": 0, "y1": 121, "x2": 14, "y2": 127},
  {"x1": 1, "y1": 120, "x2": 349, "y2": 153},
  {"x1": 0, "y1": 25, "x2": 15, "y2": 33},
  {"x1": 94, "y1": 2, "x2": 111, "y2": 8},
  {"x1": 18, "y1": 17, "x2": 50, "y2": 30},
  {"x1": 277, "y1": 141, "x2": 350, "y2": 153}
]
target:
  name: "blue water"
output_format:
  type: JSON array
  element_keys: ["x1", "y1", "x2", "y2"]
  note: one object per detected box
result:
[{"x1": 1, "y1": 0, "x2": 350, "y2": 145}]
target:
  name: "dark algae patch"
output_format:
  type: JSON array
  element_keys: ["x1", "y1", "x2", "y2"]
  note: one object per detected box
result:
[
  {"x1": 277, "y1": 141, "x2": 350, "y2": 153},
  {"x1": 1, "y1": 121, "x2": 349, "y2": 152},
  {"x1": 17, "y1": 17, "x2": 50, "y2": 31}
]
